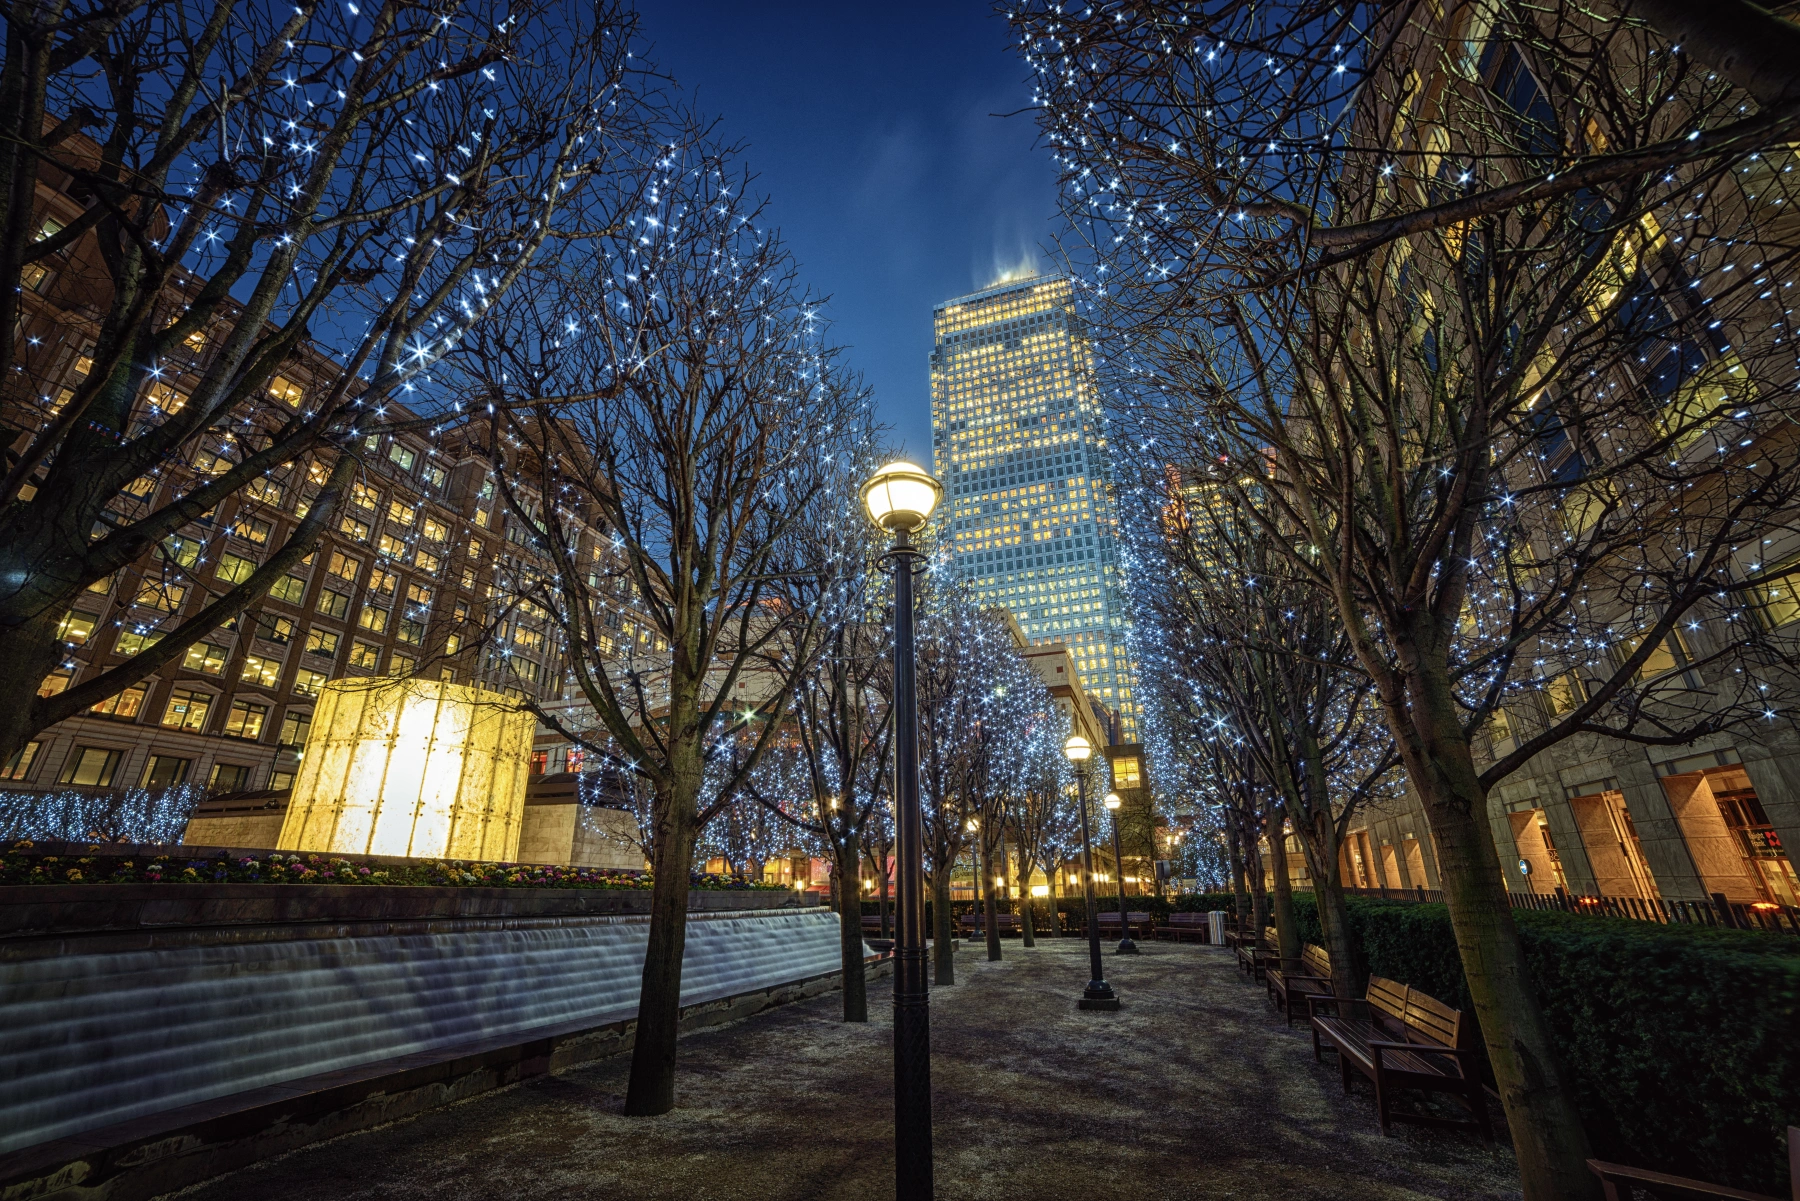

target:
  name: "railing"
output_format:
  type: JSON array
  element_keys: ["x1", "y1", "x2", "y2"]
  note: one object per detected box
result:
[{"x1": 1341, "y1": 884, "x2": 1800, "y2": 935}]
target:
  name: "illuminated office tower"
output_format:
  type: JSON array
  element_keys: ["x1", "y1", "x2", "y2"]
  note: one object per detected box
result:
[{"x1": 930, "y1": 274, "x2": 1137, "y2": 736}]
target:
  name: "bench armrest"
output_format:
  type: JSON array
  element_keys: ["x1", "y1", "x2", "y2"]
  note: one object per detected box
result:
[{"x1": 1285, "y1": 973, "x2": 1332, "y2": 986}]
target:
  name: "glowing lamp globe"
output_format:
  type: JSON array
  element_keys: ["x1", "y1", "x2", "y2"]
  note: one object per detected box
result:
[
  {"x1": 276, "y1": 678, "x2": 535, "y2": 860},
  {"x1": 1104, "y1": 792, "x2": 1122, "y2": 811},
  {"x1": 1063, "y1": 733, "x2": 1092, "y2": 763},
  {"x1": 861, "y1": 461, "x2": 942, "y2": 533}
]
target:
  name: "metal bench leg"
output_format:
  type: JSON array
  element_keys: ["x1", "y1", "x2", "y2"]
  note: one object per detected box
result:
[
  {"x1": 1374, "y1": 1070, "x2": 1391, "y2": 1136},
  {"x1": 1469, "y1": 1082, "x2": 1495, "y2": 1148},
  {"x1": 1340, "y1": 1054, "x2": 1353, "y2": 1095},
  {"x1": 1312, "y1": 1026, "x2": 1324, "y2": 1063}
]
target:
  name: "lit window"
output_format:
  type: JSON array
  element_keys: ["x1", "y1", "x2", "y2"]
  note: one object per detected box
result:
[
  {"x1": 279, "y1": 709, "x2": 312, "y2": 748},
  {"x1": 223, "y1": 699, "x2": 268, "y2": 740},
  {"x1": 216, "y1": 552, "x2": 257, "y2": 585},
  {"x1": 293, "y1": 668, "x2": 329, "y2": 696},
  {"x1": 349, "y1": 641, "x2": 381, "y2": 670},
  {"x1": 241, "y1": 655, "x2": 282, "y2": 688},
  {"x1": 269, "y1": 573, "x2": 308, "y2": 604},
  {"x1": 269, "y1": 376, "x2": 304, "y2": 407},
  {"x1": 142, "y1": 755, "x2": 191, "y2": 788},
  {"x1": 146, "y1": 382, "x2": 187, "y2": 413},
  {"x1": 89, "y1": 686, "x2": 146, "y2": 719},
  {"x1": 161, "y1": 688, "x2": 213, "y2": 732},
  {"x1": 1, "y1": 740, "x2": 40, "y2": 780},
  {"x1": 183, "y1": 643, "x2": 228, "y2": 675},
  {"x1": 115, "y1": 629, "x2": 163, "y2": 656},
  {"x1": 56, "y1": 610, "x2": 98, "y2": 645},
  {"x1": 59, "y1": 746, "x2": 123, "y2": 787}
]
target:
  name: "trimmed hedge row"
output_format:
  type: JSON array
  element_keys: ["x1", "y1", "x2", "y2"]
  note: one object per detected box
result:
[{"x1": 1287, "y1": 893, "x2": 1799, "y2": 1195}]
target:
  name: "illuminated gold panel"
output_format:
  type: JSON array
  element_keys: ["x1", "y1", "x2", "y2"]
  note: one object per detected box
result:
[{"x1": 277, "y1": 678, "x2": 534, "y2": 860}]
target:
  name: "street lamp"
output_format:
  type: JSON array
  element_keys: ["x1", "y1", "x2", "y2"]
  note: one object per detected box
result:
[
  {"x1": 1103, "y1": 792, "x2": 1139, "y2": 955},
  {"x1": 1064, "y1": 733, "x2": 1119, "y2": 1010},
  {"x1": 862, "y1": 460, "x2": 942, "y2": 1201}
]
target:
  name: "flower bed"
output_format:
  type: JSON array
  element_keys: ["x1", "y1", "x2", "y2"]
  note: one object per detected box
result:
[{"x1": 0, "y1": 842, "x2": 777, "y2": 891}]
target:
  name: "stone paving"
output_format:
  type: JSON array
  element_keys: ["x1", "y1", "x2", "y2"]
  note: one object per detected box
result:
[{"x1": 181, "y1": 938, "x2": 1522, "y2": 1201}]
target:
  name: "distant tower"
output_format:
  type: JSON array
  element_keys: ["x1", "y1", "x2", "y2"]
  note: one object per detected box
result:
[{"x1": 930, "y1": 274, "x2": 1137, "y2": 737}]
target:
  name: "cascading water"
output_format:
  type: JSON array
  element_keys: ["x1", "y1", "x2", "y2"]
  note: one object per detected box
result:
[{"x1": 0, "y1": 908, "x2": 841, "y2": 1154}]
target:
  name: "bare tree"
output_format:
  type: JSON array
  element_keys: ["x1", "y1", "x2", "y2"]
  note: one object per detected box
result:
[
  {"x1": 0, "y1": 0, "x2": 646, "y2": 764},
  {"x1": 1015, "y1": 2, "x2": 1800, "y2": 1193},
  {"x1": 459, "y1": 129, "x2": 873, "y2": 1114},
  {"x1": 1144, "y1": 475, "x2": 1400, "y2": 999},
  {"x1": 743, "y1": 610, "x2": 893, "y2": 1022}
]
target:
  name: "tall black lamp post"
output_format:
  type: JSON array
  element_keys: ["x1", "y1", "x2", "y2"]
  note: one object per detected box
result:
[
  {"x1": 1064, "y1": 733, "x2": 1119, "y2": 1010},
  {"x1": 862, "y1": 460, "x2": 943, "y2": 1201},
  {"x1": 1103, "y1": 791, "x2": 1139, "y2": 954}
]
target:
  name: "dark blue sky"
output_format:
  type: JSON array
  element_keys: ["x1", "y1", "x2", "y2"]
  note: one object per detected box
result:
[{"x1": 640, "y1": 2, "x2": 1060, "y2": 461}]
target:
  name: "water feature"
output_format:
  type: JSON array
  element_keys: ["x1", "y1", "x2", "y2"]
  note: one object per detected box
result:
[{"x1": 0, "y1": 907, "x2": 840, "y2": 1153}]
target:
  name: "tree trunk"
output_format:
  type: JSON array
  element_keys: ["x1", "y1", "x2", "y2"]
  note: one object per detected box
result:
[
  {"x1": 982, "y1": 830, "x2": 1001, "y2": 962},
  {"x1": 1226, "y1": 811, "x2": 1251, "y2": 937},
  {"x1": 1307, "y1": 815, "x2": 1368, "y2": 1003},
  {"x1": 1017, "y1": 839, "x2": 1037, "y2": 947},
  {"x1": 1399, "y1": 653, "x2": 1595, "y2": 1200},
  {"x1": 623, "y1": 774, "x2": 698, "y2": 1116},
  {"x1": 833, "y1": 839, "x2": 867, "y2": 1022},
  {"x1": 1266, "y1": 806, "x2": 1300, "y2": 962},
  {"x1": 1629, "y1": 0, "x2": 1800, "y2": 108},
  {"x1": 1247, "y1": 824, "x2": 1270, "y2": 939},
  {"x1": 931, "y1": 868, "x2": 955, "y2": 985}
]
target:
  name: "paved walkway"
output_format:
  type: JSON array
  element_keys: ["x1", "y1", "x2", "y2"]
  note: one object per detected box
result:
[{"x1": 183, "y1": 939, "x2": 1521, "y2": 1201}]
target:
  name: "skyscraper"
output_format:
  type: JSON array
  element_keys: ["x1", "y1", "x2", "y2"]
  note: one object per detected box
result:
[{"x1": 929, "y1": 274, "x2": 1137, "y2": 736}]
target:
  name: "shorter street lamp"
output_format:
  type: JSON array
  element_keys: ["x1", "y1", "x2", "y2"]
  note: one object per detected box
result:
[
  {"x1": 1064, "y1": 733, "x2": 1119, "y2": 1011},
  {"x1": 1103, "y1": 792, "x2": 1139, "y2": 955}
]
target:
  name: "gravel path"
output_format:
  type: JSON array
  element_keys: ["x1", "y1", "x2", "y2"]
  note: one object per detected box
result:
[{"x1": 178, "y1": 938, "x2": 1522, "y2": 1201}]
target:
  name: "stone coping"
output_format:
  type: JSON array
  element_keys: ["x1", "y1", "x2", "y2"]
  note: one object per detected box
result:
[{"x1": 0, "y1": 883, "x2": 821, "y2": 958}]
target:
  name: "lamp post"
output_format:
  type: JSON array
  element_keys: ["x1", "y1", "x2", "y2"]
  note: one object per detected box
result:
[
  {"x1": 1064, "y1": 733, "x2": 1119, "y2": 1010},
  {"x1": 1103, "y1": 792, "x2": 1139, "y2": 955},
  {"x1": 861, "y1": 460, "x2": 943, "y2": 1201}
]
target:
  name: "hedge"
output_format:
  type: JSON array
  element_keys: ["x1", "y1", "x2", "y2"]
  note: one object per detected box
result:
[{"x1": 1287, "y1": 893, "x2": 1799, "y2": 1195}]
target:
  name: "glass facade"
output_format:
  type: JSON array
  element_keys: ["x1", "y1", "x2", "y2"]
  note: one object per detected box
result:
[{"x1": 930, "y1": 274, "x2": 1137, "y2": 736}]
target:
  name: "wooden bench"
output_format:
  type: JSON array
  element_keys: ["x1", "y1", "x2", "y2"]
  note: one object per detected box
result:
[
  {"x1": 1236, "y1": 926, "x2": 1277, "y2": 980},
  {"x1": 959, "y1": 912, "x2": 1025, "y2": 936},
  {"x1": 860, "y1": 915, "x2": 890, "y2": 937},
  {"x1": 1154, "y1": 912, "x2": 1212, "y2": 942},
  {"x1": 1091, "y1": 910, "x2": 1152, "y2": 938},
  {"x1": 1586, "y1": 1159, "x2": 1787, "y2": 1201},
  {"x1": 1310, "y1": 976, "x2": 1492, "y2": 1143},
  {"x1": 1265, "y1": 942, "x2": 1333, "y2": 1026}
]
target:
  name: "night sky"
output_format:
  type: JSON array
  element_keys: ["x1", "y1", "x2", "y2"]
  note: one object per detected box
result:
[{"x1": 639, "y1": 2, "x2": 1060, "y2": 461}]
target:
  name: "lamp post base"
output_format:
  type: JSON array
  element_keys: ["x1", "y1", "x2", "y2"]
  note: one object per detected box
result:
[
  {"x1": 1078, "y1": 980, "x2": 1119, "y2": 1010},
  {"x1": 1115, "y1": 938, "x2": 1140, "y2": 955}
]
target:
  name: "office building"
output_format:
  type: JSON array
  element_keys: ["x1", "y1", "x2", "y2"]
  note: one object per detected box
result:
[{"x1": 929, "y1": 273, "x2": 1139, "y2": 737}]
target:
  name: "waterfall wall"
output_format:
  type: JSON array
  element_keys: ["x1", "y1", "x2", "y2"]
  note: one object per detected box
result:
[{"x1": 0, "y1": 886, "x2": 841, "y2": 1155}]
